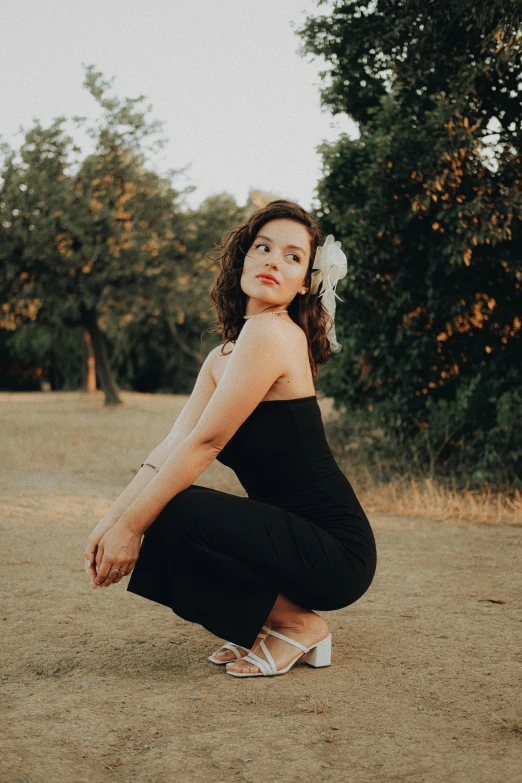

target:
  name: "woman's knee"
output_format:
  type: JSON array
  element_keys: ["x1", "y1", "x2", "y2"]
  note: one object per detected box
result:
[
  {"x1": 144, "y1": 491, "x2": 191, "y2": 538},
  {"x1": 149, "y1": 486, "x2": 210, "y2": 540}
]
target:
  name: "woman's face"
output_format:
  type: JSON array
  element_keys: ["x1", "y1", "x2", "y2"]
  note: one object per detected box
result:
[{"x1": 241, "y1": 218, "x2": 311, "y2": 308}]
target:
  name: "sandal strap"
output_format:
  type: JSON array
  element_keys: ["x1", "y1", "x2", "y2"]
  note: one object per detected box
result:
[
  {"x1": 219, "y1": 626, "x2": 270, "y2": 658},
  {"x1": 266, "y1": 628, "x2": 309, "y2": 653},
  {"x1": 220, "y1": 642, "x2": 242, "y2": 659},
  {"x1": 258, "y1": 638, "x2": 278, "y2": 672},
  {"x1": 242, "y1": 650, "x2": 274, "y2": 675}
]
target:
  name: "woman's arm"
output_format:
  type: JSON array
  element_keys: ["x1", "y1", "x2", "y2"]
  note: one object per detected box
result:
[
  {"x1": 83, "y1": 432, "x2": 195, "y2": 569},
  {"x1": 97, "y1": 429, "x2": 197, "y2": 526},
  {"x1": 91, "y1": 318, "x2": 288, "y2": 588},
  {"x1": 104, "y1": 347, "x2": 221, "y2": 522},
  {"x1": 84, "y1": 347, "x2": 218, "y2": 583},
  {"x1": 89, "y1": 434, "x2": 221, "y2": 587}
]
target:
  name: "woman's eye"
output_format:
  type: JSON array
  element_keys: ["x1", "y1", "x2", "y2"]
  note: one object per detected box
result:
[{"x1": 254, "y1": 243, "x2": 301, "y2": 262}]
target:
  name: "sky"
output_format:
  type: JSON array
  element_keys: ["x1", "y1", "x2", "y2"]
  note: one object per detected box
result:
[{"x1": 0, "y1": 0, "x2": 358, "y2": 213}]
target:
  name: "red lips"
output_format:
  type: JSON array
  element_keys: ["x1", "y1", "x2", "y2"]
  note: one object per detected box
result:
[{"x1": 257, "y1": 274, "x2": 278, "y2": 284}]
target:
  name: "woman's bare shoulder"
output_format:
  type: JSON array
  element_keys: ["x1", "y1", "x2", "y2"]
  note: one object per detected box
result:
[
  {"x1": 210, "y1": 318, "x2": 305, "y2": 363},
  {"x1": 208, "y1": 342, "x2": 233, "y2": 363},
  {"x1": 243, "y1": 314, "x2": 306, "y2": 343}
]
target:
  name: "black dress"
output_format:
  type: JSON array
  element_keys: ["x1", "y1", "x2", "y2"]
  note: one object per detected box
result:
[{"x1": 127, "y1": 395, "x2": 377, "y2": 650}]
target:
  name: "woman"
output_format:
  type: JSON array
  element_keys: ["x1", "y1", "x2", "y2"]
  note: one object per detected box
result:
[{"x1": 84, "y1": 199, "x2": 377, "y2": 678}]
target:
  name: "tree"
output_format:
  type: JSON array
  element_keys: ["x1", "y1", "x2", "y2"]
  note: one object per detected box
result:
[
  {"x1": 0, "y1": 65, "x2": 191, "y2": 404},
  {"x1": 296, "y1": 0, "x2": 522, "y2": 484}
]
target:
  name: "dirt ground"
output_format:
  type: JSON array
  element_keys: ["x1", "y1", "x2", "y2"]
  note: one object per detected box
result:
[{"x1": 1, "y1": 390, "x2": 521, "y2": 783}]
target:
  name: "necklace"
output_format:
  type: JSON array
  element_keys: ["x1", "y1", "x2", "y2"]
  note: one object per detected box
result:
[{"x1": 243, "y1": 310, "x2": 288, "y2": 319}]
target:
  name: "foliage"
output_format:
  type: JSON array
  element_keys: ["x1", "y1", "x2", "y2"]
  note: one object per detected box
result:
[
  {"x1": 297, "y1": 0, "x2": 522, "y2": 485},
  {"x1": 0, "y1": 321, "x2": 83, "y2": 390},
  {"x1": 0, "y1": 66, "x2": 213, "y2": 400}
]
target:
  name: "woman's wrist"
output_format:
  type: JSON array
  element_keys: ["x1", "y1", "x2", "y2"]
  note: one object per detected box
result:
[
  {"x1": 101, "y1": 513, "x2": 122, "y2": 530},
  {"x1": 114, "y1": 514, "x2": 145, "y2": 537}
]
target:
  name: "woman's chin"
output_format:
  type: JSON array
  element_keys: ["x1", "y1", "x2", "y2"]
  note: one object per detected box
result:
[{"x1": 246, "y1": 295, "x2": 280, "y2": 307}]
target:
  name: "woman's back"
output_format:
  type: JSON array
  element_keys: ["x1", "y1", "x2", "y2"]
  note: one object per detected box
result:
[
  {"x1": 216, "y1": 395, "x2": 375, "y2": 568},
  {"x1": 216, "y1": 395, "x2": 338, "y2": 494}
]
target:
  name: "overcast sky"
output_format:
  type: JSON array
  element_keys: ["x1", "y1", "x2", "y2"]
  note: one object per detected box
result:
[{"x1": 0, "y1": 0, "x2": 358, "y2": 212}]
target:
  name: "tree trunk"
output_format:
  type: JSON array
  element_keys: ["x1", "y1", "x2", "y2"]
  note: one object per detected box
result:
[
  {"x1": 79, "y1": 303, "x2": 121, "y2": 406},
  {"x1": 165, "y1": 317, "x2": 205, "y2": 364},
  {"x1": 81, "y1": 327, "x2": 97, "y2": 392},
  {"x1": 49, "y1": 349, "x2": 60, "y2": 391}
]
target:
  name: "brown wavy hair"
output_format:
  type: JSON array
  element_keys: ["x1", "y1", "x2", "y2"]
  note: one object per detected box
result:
[{"x1": 207, "y1": 199, "x2": 335, "y2": 384}]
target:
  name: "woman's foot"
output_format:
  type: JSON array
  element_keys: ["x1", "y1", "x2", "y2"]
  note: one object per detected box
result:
[{"x1": 225, "y1": 611, "x2": 329, "y2": 675}]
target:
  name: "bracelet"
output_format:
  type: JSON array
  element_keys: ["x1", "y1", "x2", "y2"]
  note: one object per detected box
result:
[{"x1": 140, "y1": 462, "x2": 159, "y2": 473}]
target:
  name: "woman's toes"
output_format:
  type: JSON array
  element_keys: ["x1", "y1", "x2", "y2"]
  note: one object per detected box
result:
[{"x1": 226, "y1": 661, "x2": 260, "y2": 674}]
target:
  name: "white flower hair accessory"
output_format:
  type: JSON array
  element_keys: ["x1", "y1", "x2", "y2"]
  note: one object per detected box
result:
[{"x1": 309, "y1": 234, "x2": 348, "y2": 353}]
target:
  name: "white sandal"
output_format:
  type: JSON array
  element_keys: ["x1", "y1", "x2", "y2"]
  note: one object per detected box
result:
[
  {"x1": 226, "y1": 627, "x2": 332, "y2": 677},
  {"x1": 208, "y1": 625, "x2": 271, "y2": 665}
]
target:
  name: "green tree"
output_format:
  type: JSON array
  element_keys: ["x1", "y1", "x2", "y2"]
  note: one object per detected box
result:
[
  {"x1": 0, "y1": 65, "x2": 192, "y2": 404},
  {"x1": 0, "y1": 119, "x2": 81, "y2": 382},
  {"x1": 297, "y1": 0, "x2": 522, "y2": 484}
]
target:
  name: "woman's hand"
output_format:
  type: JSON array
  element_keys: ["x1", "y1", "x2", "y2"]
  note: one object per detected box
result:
[
  {"x1": 90, "y1": 522, "x2": 142, "y2": 589},
  {"x1": 84, "y1": 514, "x2": 120, "y2": 583}
]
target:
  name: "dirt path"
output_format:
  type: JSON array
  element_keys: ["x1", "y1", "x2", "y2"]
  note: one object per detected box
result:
[{"x1": 1, "y1": 391, "x2": 521, "y2": 783}]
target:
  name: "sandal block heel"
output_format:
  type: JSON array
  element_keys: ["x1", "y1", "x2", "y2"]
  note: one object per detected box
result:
[{"x1": 301, "y1": 633, "x2": 332, "y2": 668}]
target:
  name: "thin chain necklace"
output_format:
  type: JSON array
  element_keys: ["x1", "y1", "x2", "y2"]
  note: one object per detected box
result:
[{"x1": 243, "y1": 310, "x2": 288, "y2": 319}]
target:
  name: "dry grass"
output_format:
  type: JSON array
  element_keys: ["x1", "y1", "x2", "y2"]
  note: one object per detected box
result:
[{"x1": 345, "y1": 464, "x2": 522, "y2": 527}]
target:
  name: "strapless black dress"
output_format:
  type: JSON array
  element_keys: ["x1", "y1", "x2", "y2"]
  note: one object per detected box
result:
[{"x1": 127, "y1": 395, "x2": 377, "y2": 649}]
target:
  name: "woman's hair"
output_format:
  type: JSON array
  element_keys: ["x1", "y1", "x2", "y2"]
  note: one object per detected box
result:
[{"x1": 207, "y1": 199, "x2": 335, "y2": 384}]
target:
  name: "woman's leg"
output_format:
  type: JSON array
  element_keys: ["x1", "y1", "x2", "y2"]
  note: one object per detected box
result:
[
  {"x1": 127, "y1": 483, "x2": 368, "y2": 651},
  {"x1": 127, "y1": 486, "x2": 280, "y2": 648}
]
